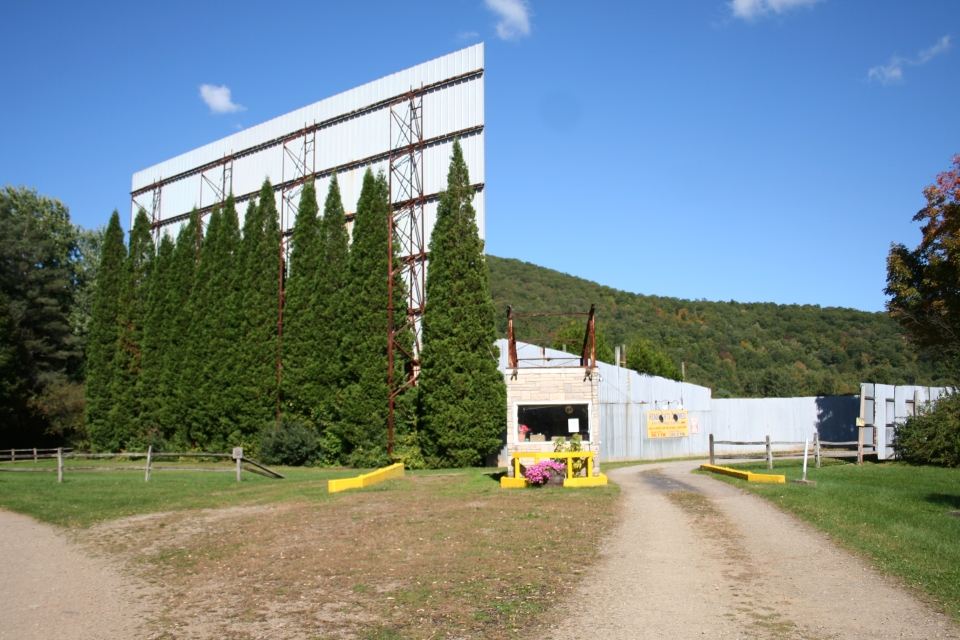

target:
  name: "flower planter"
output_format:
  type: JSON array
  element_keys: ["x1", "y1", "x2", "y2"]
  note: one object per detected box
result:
[{"x1": 545, "y1": 473, "x2": 565, "y2": 486}]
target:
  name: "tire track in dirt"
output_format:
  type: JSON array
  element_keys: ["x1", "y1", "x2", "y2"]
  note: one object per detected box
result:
[{"x1": 547, "y1": 460, "x2": 959, "y2": 639}]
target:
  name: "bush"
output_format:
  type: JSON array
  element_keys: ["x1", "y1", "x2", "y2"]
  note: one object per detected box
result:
[
  {"x1": 894, "y1": 392, "x2": 960, "y2": 467},
  {"x1": 259, "y1": 421, "x2": 321, "y2": 466}
]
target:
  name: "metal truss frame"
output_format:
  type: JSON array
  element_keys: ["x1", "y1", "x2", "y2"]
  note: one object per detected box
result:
[{"x1": 387, "y1": 89, "x2": 426, "y2": 454}]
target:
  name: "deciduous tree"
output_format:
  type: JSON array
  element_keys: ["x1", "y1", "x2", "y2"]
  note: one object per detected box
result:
[{"x1": 887, "y1": 154, "x2": 960, "y2": 376}]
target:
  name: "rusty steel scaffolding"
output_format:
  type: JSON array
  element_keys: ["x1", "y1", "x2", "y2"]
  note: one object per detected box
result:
[
  {"x1": 506, "y1": 304, "x2": 597, "y2": 369},
  {"x1": 387, "y1": 89, "x2": 426, "y2": 455}
]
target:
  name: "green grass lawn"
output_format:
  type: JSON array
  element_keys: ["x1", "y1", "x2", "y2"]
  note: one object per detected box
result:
[
  {"x1": 703, "y1": 459, "x2": 960, "y2": 621},
  {"x1": 0, "y1": 459, "x2": 364, "y2": 527}
]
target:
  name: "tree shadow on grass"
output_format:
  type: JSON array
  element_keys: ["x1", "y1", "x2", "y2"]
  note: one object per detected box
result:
[{"x1": 924, "y1": 493, "x2": 960, "y2": 510}]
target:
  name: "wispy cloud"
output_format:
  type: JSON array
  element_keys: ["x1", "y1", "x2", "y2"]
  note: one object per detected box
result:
[
  {"x1": 457, "y1": 30, "x2": 480, "y2": 41},
  {"x1": 729, "y1": 0, "x2": 823, "y2": 21},
  {"x1": 484, "y1": 0, "x2": 531, "y2": 40},
  {"x1": 868, "y1": 35, "x2": 952, "y2": 86},
  {"x1": 199, "y1": 84, "x2": 245, "y2": 114}
]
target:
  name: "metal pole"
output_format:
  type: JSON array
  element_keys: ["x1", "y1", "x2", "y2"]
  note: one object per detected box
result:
[
  {"x1": 145, "y1": 445, "x2": 152, "y2": 482},
  {"x1": 802, "y1": 438, "x2": 809, "y2": 482},
  {"x1": 709, "y1": 433, "x2": 715, "y2": 466},
  {"x1": 57, "y1": 447, "x2": 63, "y2": 483},
  {"x1": 766, "y1": 435, "x2": 773, "y2": 470}
]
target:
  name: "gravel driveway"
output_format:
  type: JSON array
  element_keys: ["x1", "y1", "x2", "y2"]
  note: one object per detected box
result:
[
  {"x1": 0, "y1": 509, "x2": 152, "y2": 640},
  {"x1": 549, "y1": 460, "x2": 959, "y2": 639}
]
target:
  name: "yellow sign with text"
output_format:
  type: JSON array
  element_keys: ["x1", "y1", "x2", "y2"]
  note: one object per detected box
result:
[{"x1": 646, "y1": 410, "x2": 690, "y2": 438}]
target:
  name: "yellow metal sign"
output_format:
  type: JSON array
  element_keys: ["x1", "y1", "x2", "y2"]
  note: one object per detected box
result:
[{"x1": 646, "y1": 410, "x2": 689, "y2": 438}]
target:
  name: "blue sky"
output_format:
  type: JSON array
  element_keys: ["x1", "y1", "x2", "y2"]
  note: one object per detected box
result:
[{"x1": 1, "y1": 0, "x2": 958, "y2": 312}]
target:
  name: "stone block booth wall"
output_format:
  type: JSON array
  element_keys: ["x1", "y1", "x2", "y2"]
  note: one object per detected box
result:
[{"x1": 497, "y1": 340, "x2": 601, "y2": 475}]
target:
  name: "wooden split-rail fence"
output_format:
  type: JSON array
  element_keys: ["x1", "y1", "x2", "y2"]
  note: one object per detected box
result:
[
  {"x1": 2, "y1": 447, "x2": 73, "y2": 462},
  {"x1": 709, "y1": 427, "x2": 876, "y2": 469},
  {"x1": 0, "y1": 446, "x2": 284, "y2": 483}
]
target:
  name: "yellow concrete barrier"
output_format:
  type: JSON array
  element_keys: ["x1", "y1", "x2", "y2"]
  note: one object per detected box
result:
[
  {"x1": 328, "y1": 463, "x2": 405, "y2": 493},
  {"x1": 700, "y1": 463, "x2": 785, "y2": 484},
  {"x1": 564, "y1": 473, "x2": 608, "y2": 488}
]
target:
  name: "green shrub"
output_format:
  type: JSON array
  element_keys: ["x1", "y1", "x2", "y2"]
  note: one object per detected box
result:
[
  {"x1": 894, "y1": 392, "x2": 960, "y2": 467},
  {"x1": 259, "y1": 421, "x2": 321, "y2": 466}
]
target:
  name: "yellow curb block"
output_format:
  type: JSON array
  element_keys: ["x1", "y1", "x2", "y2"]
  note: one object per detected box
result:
[
  {"x1": 700, "y1": 463, "x2": 785, "y2": 484},
  {"x1": 564, "y1": 473, "x2": 608, "y2": 487},
  {"x1": 500, "y1": 473, "x2": 609, "y2": 488},
  {"x1": 328, "y1": 463, "x2": 405, "y2": 493}
]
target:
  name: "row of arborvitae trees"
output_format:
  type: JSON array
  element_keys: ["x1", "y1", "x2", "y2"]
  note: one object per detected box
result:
[{"x1": 85, "y1": 141, "x2": 506, "y2": 467}]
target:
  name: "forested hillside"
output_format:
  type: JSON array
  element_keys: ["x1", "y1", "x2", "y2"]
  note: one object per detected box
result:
[{"x1": 487, "y1": 256, "x2": 949, "y2": 398}]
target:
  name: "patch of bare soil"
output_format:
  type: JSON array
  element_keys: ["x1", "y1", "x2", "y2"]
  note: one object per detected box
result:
[
  {"x1": 548, "y1": 461, "x2": 960, "y2": 640},
  {"x1": 78, "y1": 472, "x2": 620, "y2": 639}
]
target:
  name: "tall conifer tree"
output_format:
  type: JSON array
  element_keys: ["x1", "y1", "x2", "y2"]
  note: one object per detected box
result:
[
  {"x1": 313, "y1": 175, "x2": 351, "y2": 446},
  {"x1": 104, "y1": 210, "x2": 154, "y2": 450},
  {"x1": 337, "y1": 169, "x2": 393, "y2": 467},
  {"x1": 86, "y1": 211, "x2": 126, "y2": 448},
  {"x1": 237, "y1": 181, "x2": 281, "y2": 438},
  {"x1": 417, "y1": 140, "x2": 506, "y2": 468},
  {"x1": 181, "y1": 204, "x2": 231, "y2": 448},
  {"x1": 280, "y1": 180, "x2": 321, "y2": 424},
  {"x1": 164, "y1": 211, "x2": 199, "y2": 447},
  {"x1": 138, "y1": 233, "x2": 175, "y2": 441},
  {"x1": 205, "y1": 196, "x2": 243, "y2": 446}
]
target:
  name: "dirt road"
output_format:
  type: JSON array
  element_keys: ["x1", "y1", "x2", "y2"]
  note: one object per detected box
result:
[
  {"x1": 0, "y1": 509, "x2": 152, "y2": 640},
  {"x1": 549, "y1": 460, "x2": 958, "y2": 639}
]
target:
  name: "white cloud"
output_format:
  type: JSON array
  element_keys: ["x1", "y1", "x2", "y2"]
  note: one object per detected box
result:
[
  {"x1": 484, "y1": 0, "x2": 531, "y2": 40},
  {"x1": 730, "y1": 0, "x2": 823, "y2": 20},
  {"x1": 868, "y1": 36, "x2": 951, "y2": 86},
  {"x1": 457, "y1": 30, "x2": 481, "y2": 41},
  {"x1": 918, "y1": 35, "x2": 952, "y2": 63},
  {"x1": 199, "y1": 84, "x2": 245, "y2": 114}
]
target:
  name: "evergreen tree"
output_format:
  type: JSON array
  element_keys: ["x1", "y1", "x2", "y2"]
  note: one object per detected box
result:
[
  {"x1": 138, "y1": 232, "x2": 175, "y2": 443},
  {"x1": 236, "y1": 182, "x2": 281, "y2": 441},
  {"x1": 177, "y1": 199, "x2": 244, "y2": 450},
  {"x1": 86, "y1": 212, "x2": 126, "y2": 449},
  {"x1": 417, "y1": 141, "x2": 507, "y2": 468},
  {"x1": 280, "y1": 180, "x2": 322, "y2": 424},
  {"x1": 214, "y1": 198, "x2": 245, "y2": 445},
  {"x1": 103, "y1": 210, "x2": 154, "y2": 450},
  {"x1": 313, "y1": 175, "x2": 351, "y2": 455},
  {"x1": 164, "y1": 211, "x2": 199, "y2": 447},
  {"x1": 337, "y1": 169, "x2": 393, "y2": 467}
]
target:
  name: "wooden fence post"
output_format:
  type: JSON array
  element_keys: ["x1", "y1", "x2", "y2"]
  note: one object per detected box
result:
[
  {"x1": 857, "y1": 425, "x2": 864, "y2": 466},
  {"x1": 709, "y1": 434, "x2": 715, "y2": 466},
  {"x1": 233, "y1": 447, "x2": 243, "y2": 482},
  {"x1": 33, "y1": 448, "x2": 37, "y2": 462},
  {"x1": 57, "y1": 447, "x2": 63, "y2": 483},
  {"x1": 145, "y1": 445, "x2": 152, "y2": 482},
  {"x1": 814, "y1": 433, "x2": 821, "y2": 469},
  {"x1": 766, "y1": 435, "x2": 773, "y2": 470},
  {"x1": 10, "y1": 448, "x2": 14, "y2": 462}
]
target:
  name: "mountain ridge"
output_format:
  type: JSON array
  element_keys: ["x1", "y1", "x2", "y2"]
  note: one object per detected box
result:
[{"x1": 486, "y1": 255, "x2": 947, "y2": 397}]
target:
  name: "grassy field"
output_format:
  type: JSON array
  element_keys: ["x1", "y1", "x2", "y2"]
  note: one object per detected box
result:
[
  {"x1": 703, "y1": 459, "x2": 960, "y2": 622},
  {"x1": 0, "y1": 462, "x2": 620, "y2": 639}
]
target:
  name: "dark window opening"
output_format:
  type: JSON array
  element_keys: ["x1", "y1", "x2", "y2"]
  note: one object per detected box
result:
[{"x1": 518, "y1": 404, "x2": 590, "y2": 442}]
